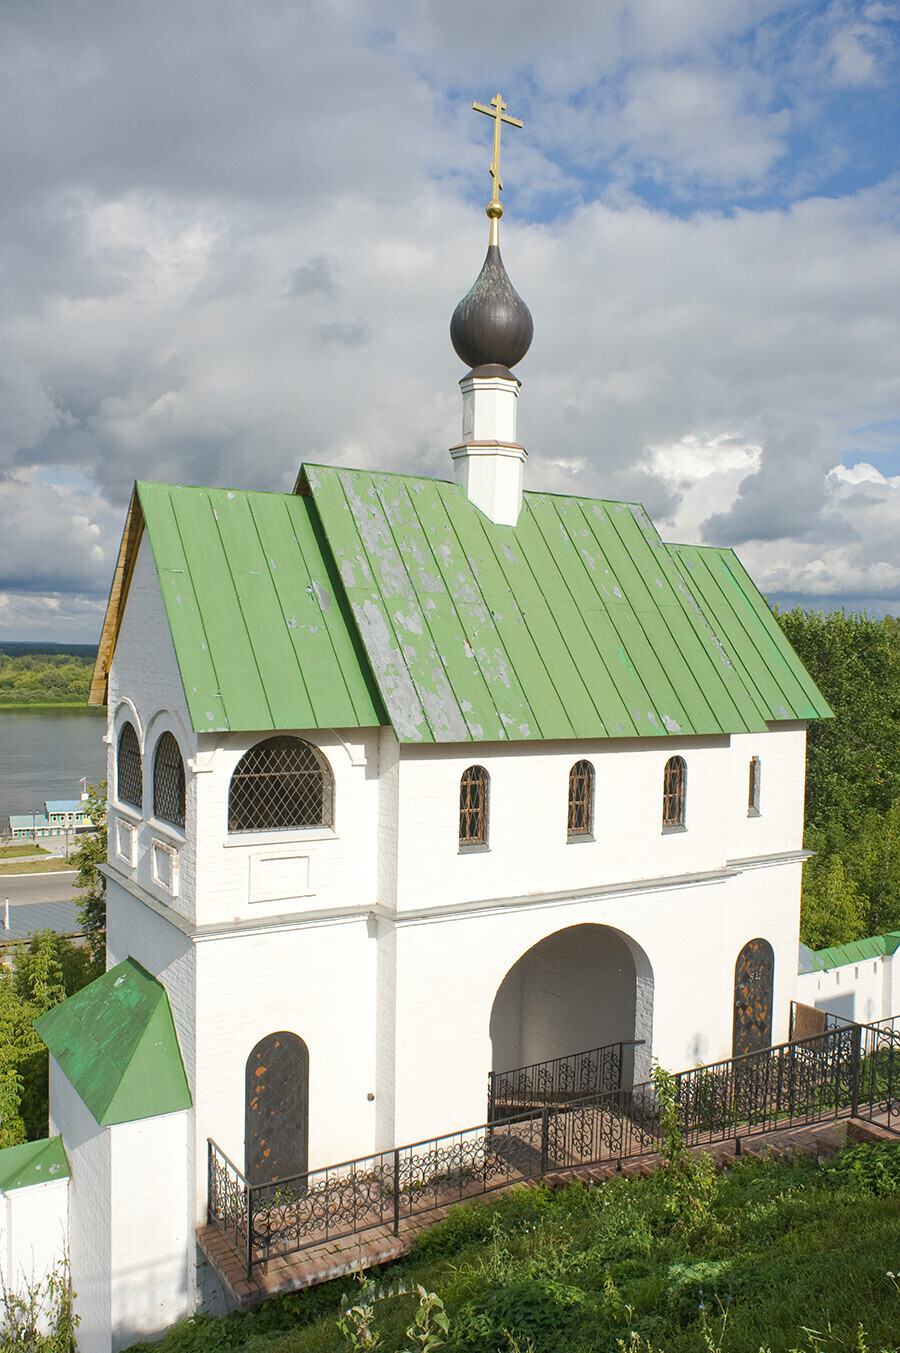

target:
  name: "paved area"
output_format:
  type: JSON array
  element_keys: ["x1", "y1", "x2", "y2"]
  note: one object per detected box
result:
[
  {"x1": 197, "y1": 1111, "x2": 899, "y2": 1311},
  {"x1": 0, "y1": 872, "x2": 82, "y2": 941}
]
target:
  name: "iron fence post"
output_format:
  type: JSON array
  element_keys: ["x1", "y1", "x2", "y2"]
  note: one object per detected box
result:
[
  {"x1": 207, "y1": 1140, "x2": 213, "y2": 1226},
  {"x1": 540, "y1": 1108, "x2": 550, "y2": 1176},
  {"x1": 393, "y1": 1149, "x2": 400, "y2": 1236},
  {"x1": 850, "y1": 1021, "x2": 862, "y2": 1118},
  {"x1": 246, "y1": 1181, "x2": 253, "y2": 1281}
]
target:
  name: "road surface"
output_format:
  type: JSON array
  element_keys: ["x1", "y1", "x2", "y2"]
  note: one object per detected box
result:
[{"x1": 0, "y1": 871, "x2": 83, "y2": 941}]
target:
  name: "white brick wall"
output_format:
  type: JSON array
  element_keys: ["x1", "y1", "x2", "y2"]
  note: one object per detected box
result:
[
  {"x1": 49, "y1": 1058, "x2": 193, "y2": 1353},
  {"x1": 391, "y1": 727, "x2": 807, "y2": 912},
  {"x1": 191, "y1": 726, "x2": 380, "y2": 927},
  {"x1": 108, "y1": 537, "x2": 197, "y2": 925},
  {"x1": 50, "y1": 1058, "x2": 112, "y2": 1353},
  {"x1": 0, "y1": 1175, "x2": 68, "y2": 1336}
]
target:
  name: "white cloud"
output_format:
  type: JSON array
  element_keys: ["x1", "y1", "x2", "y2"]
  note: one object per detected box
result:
[{"x1": 0, "y1": 0, "x2": 898, "y2": 638}]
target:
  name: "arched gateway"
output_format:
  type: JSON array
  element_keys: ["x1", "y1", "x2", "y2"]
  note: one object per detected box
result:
[{"x1": 489, "y1": 924, "x2": 654, "y2": 1097}]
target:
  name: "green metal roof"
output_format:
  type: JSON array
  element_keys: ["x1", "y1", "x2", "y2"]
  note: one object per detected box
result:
[
  {"x1": 94, "y1": 466, "x2": 832, "y2": 741},
  {"x1": 812, "y1": 931, "x2": 900, "y2": 972},
  {"x1": 303, "y1": 465, "x2": 832, "y2": 742},
  {"x1": 136, "y1": 481, "x2": 387, "y2": 735},
  {"x1": 0, "y1": 1136, "x2": 69, "y2": 1193},
  {"x1": 35, "y1": 958, "x2": 192, "y2": 1128},
  {"x1": 666, "y1": 545, "x2": 833, "y2": 724}
]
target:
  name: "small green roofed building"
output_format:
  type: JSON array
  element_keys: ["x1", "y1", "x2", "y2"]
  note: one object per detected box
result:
[
  {"x1": 36, "y1": 957, "x2": 191, "y2": 1128},
  {"x1": 41, "y1": 97, "x2": 834, "y2": 1352}
]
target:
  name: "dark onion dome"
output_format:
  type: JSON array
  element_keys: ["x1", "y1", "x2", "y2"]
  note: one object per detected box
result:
[{"x1": 451, "y1": 242, "x2": 533, "y2": 371}]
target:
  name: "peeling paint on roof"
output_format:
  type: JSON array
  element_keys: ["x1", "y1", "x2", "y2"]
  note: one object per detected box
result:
[
  {"x1": 304, "y1": 466, "x2": 831, "y2": 742},
  {"x1": 92, "y1": 466, "x2": 831, "y2": 741}
]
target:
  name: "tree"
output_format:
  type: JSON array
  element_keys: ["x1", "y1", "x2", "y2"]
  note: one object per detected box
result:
[
  {"x1": 774, "y1": 608, "x2": 900, "y2": 948},
  {"x1": 0, "y1": 931, "x2": 96, "y2": 1144},
  {"x1": 799, "y1": 855, "x2": 867, "y2": 951},
  {"x1": 774, "y1": 608, "x2": 900, "y2": 841},
  {"x1": 72, "y1": 782, "x2": 107, "y2": 971}
]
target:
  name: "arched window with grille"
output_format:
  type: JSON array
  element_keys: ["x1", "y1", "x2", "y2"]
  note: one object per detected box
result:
[
  {"x1": 662, "y1": 755, "x2": 686, "y2": 830},
  {"x1": 153, "y1": 731, "x2": 186, "y2": 828},
  {"x1": 228, "y1": 736, "x2": 334, "y2": 834},
  {"x1": 459, "y1": 765, "x2": 489, "y2": 847},
  {"x1": 117, "y1": 721, "x2": 142, "y2": 810},
  {"x1": 567, "y1": 760, "x2": 594, "y2": 838}
]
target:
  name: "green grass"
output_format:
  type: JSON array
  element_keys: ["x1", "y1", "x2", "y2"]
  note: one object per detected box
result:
[
  {"x1": 0, "y1": 855, "x2": 77, "y2": 874},
  {"x1": 124, "y1": 1140, "x2": 900, "y2": 1353},
  {"x1": 0, "y1": 845, "x2": 49, "y2": 859}
]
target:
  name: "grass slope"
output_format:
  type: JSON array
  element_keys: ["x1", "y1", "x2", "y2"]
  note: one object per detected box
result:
[{"x1": 127, "y1": 1141, "x2": 900, "y2": 1353}]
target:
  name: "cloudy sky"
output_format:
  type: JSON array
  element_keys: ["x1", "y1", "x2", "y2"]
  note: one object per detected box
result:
[{"x1": 1, "y1": 0, "x2": 898, "y2": 641}]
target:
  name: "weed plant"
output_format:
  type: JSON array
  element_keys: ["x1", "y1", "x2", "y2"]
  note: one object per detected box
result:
[{"x1": 126, "y1": 1140, "x2": 900, "y2": 1353}]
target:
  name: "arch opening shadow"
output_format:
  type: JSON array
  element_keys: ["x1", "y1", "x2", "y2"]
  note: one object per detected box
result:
[{"x1": 489, "y1": 924, "x2": 653, "y2": 1090}]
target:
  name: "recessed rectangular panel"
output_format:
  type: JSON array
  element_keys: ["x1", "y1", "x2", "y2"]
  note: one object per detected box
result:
[{"x1": 249, "y1": 852, "x2": 311, "y2": 903}]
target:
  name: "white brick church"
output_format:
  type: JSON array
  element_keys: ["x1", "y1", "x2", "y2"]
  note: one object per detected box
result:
[{"x1": 0, "y1": 102, "x2": 830, "y2": 1353}]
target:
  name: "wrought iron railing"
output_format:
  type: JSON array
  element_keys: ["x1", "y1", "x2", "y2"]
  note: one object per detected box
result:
[
  {"x1": 209, "y1": 1109, "x2": 549, "y2": 1277},
  {"x1": 487, "y1": 1039, "x2": 643, "y2": 1121},
  {"x1": 857, "y1": 1015, "x2": 900, "y2": 1128},
  {"x1": 208, "y1": 1018, "x2": 898, "y2": 1279}
]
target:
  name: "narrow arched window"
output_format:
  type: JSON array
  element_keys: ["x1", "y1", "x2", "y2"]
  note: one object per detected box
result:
[
  {"x1": 228, "y1": 736, "x2": 334, "y2": 834},
  {"x1": 748, "y1": 756, "x2": 761, "y2": 817},
  {"x1": 567, "y1": 760, "x2": 594, "y2": 838},
  {"x1": 117, "y1": 722, "x2": 142, "y2": 810},
  {"x1": 153, "y1": 732, "x2": 186, "y2": 828},
  {"x1": 662, "y1": 756, "x2": 686, "y2": 829},
  {"x1": 459, "y1": 765, "x2": 489, "y2": 846}
]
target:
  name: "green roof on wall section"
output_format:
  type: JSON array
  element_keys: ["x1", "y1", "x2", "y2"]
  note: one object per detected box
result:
[
  {"x1": 812, "y1": 931, "x2": 900, "y2": 972},
  {"x1": 301, "y1": 465, "x2": 833, "y2": 743},
  {"x1": 35, "y1": 958, "x2": 192, "y2": 1128},
  {"x1": 0, "y1": 1136, "x2": 69, "y2": 1193},
  {"x1": 136, "y1": 480, "x2": 388, "y2": 735}
]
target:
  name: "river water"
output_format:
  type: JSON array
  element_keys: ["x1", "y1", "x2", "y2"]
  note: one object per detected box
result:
[{"x1": 0, "y1": 707, "x2": 107, "y2": 833}]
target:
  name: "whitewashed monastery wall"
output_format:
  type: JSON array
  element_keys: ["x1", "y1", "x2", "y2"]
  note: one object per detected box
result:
[{"x1": 797, "y1": 952, "x2": 895, "y2": 1025}]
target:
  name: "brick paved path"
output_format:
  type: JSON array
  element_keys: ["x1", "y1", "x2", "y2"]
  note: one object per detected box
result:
[{"x1": 197, "y1": 1111, "x2": 898, "y2": 1310}]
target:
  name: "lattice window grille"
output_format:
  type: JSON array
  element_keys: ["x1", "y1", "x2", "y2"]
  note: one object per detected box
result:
[
  {"x1": 229, "y1": 737, "x2": 334, "y2": 834},
  {"x1": 567, "y1": 760, "x2": 594, "y2": 836},
  {"x1": 662, "y1": 756, "x2": 686, "y2": 828},
  {"x1": 117, "y1": 722, "x2": 142, "y2": 810},
  {"x1": 748, "y1": 756, "x2": 761, "y2": 816},
  {"x1": 153, "y1": 732, "x2": 186, "y2": 828},
  {"x1": 459, "y1": 765, "x2": 489, "y2": 845}
]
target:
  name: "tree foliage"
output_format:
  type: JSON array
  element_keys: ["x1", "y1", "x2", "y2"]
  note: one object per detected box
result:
[
  {"x1": 774, "y1": 607, "x2": 900, "y2": 947},
  {"x1": 0, "y1": 652, "x2": 93, "y2": 705},
  {"x1": 0, "y1": 931, "x2": 96, "y2": 1146},
  {"x1": 72, "y1": 781, "x2": 107, "y2": 970}
]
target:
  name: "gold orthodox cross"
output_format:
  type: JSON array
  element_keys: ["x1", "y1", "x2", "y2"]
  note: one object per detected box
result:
[{"x1": 473, "y1": 94, "x2": 523, "y2": 210}]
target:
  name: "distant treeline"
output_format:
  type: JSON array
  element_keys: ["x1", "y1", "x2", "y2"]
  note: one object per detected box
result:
[
  {"x1": 0, "y1": 641, "x2": 98, "y2": 660},
  {"x1": 0, "y1": 650, "x2": 95, "y2": 705},
  {"x1": 774, "y1": 607, "x2": 900, "y2": 951}
]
